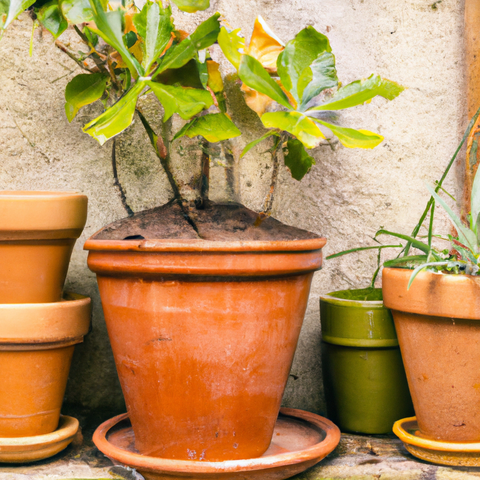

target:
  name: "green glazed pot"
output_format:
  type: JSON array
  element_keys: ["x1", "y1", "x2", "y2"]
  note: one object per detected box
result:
[{"x1": 320, "y1": 288, "x2": 414, "y2": 434}]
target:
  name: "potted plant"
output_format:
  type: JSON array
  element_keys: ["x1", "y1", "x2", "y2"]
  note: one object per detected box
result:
[
  {"x1": 328, "y1": 108, "x2": 480, "y2": 463},
  {"x1": 1, "y1": 0, "x2": 404, "y2": 463}
]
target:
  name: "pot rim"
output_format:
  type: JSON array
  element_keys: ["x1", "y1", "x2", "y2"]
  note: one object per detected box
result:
[
  {"x1": 320, "y1": 288, "x2": 384, "y2": 308},
  {"x1": 84, "y1": 237, "x2": 326, "y2": 253},
  {"x1": 93, "y1": 408, "x2": 340, "y2": 473},
  {"x1": 382, "y1": 267, "x2": 480, "y2": 319},
  {"x1": 0, "y1": 293, "x2": 91, "y2": 344}
]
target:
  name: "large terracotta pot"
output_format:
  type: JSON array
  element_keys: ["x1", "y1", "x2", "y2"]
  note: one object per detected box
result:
[
  {"x1": 0, "y1": 191, "x2": 88, "y2": 303},
  {"x1": 85, "y1": 237, "x2": 326, "y2": 461},
  {"x1": 0, "y1": 293, "x2": 91, "y2": 437},
  {"x1": 382, "y1": 267, "x2": 480, "y2": 442}
]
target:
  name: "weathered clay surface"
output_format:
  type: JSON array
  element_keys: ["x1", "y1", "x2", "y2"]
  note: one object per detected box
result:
[{"x1": 0, "y1": 0, "x2": 466, "y2": 416}]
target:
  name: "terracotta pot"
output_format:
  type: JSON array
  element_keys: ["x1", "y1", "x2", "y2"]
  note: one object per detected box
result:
[
  {"x1": 85, "y1": 237, "x2": 326, "y2": 461},
  {"x1": 0, "y1": 191, "x2": 88, "y2": 303},
  {"x1": 320, "y1": 288, "x2": 414, "y2": 434},
  {"x1": 383, "y1": 267, "x2": 480, "y2": 442},
  {"x1": 0, "y1": 293, "x2": 91, "y2": 437}
]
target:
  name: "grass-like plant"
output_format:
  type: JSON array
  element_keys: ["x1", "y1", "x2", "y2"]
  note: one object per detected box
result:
[{"x1": 328, "y1": 108, "x2": 480, "y2": 288}]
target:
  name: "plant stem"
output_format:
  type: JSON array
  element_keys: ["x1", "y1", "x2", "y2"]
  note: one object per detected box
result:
[
  {"x1": 111, "y1": 138, "x2": 134, "y2": 217},
  {"x1": 261, "y1": 135, "x2": 282, "y2": 217},
  {"x1": 54, "y1": 40, "x2": 97, "y2": 73}
]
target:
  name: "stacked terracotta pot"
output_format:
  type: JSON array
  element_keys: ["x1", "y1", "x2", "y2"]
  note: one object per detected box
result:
[{"x1": 0, "y1": 192, "x2": 90, "y2": 462}]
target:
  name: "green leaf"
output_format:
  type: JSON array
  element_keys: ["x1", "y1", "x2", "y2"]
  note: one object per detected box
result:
[
  {"x1": 241, "y1": 130, "x2": 279, "y2": 158},
  {"x1": 171, "y1": 0, "x2": 209, "y2": 13},
  {"x1": 326, "y1": 244, "x2": 404, "y2": 260},
  {"x1": 375, "y1": 229, "x2": 430, "y2": 254},
  {"x1": 238, "y1": 55, "x2": 291, "y2": 110},
  {"x1": 146, "y1": 81, "x2": 212, "y2": 121},
  {"x1": 83, "y1": 25, "x2": 98, "y2": 46},
  {"x1": 83, "y1": 80, "x2": 145, "y2": 145},
  {"x1": 261, "y1": 111, "x2": 324, "y2": 149},
  {"x1": 383, "y1": 255, "x2": 429, "y2": 269},
  {"x1": 313, "y1": 118, "x2": 383, "y2": 149},
  {"x1": 133, "y1": 1, "x2": 173, "y2": 73},
  {"x1": 308, "y1": 74, "x2": 404, "y2": 112},
  {"x1": 471, "y1": 168, "x2": 480, "y2": 234},
  {"x1": 123, "y1": 30, "x2": 137, "y2": 49},
  {"x1": 297, "y1": 52, "x2": 337, "y2": 108},
  {"x1": 283, "y1": 138, "x2": 315, "y2": 180},
  {"x1": 407, "y1": 261, "x2": 450, "y2": 290},
  {"x1": 173, "y1": 113, "x2": 241, "y2": 143},
  {"x1": 88, "y1": 0, "x2": 144, "y2": 78},
  {"x1": 0, "y1": 0, "x2": 36, "y2": 35},
  {"x1": 65, "y1": 73, "x2": 108, "y2": 122},
  {"x1": 155, "y1": 13, "x2": 220, "y2": 76},
  {"x1": 36, "y1": 0, "x2": 68, "y2": 39},
  {"x1": 196, "y1": 50, "x2": 208, "y2": 89},
  {"x1": 218, "y1": 27, "x2": 244, "y2": 71},
  {"x1": 60, "y1": 0, "x2": 93, "y2": 23},
  {"x1": 425, "y1": 182, "x2": 478, "y2": 253},
  {"x1": 277, "y1": 26, "x2": 332, "y2": 106}
]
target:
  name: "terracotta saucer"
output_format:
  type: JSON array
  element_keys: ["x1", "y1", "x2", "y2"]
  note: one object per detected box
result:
[
  {"x1": 394, "y1": 416, "x2": 480, "y2": 466},
  {"x1": 0, "y1": 415, "x2": 79, "y2": 463},
  {"x1": 93, "y1": 408, "x2": 340, "y2": 480}
]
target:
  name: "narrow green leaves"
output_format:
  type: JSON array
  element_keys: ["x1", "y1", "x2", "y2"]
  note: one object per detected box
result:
[
  {"x1": 171, "y1": 0, "x2": 209, "y2": 13},
  {"x1": 277, "y1": 26, "x2": 332, "y2": 106},
  {"x1": 238, "y1": 55, "x2": 292, "y2": 110},
  {"x1": 218, "y1": 27, "x2": 244, "y2": 70},
  {"x1": 134, "y1": 1, "x2": 173, "y2": 73},
  {"x1": 60, "y1": 0, "x2": 93, "y2": 24},
  {"x1": 425, "y1": 183, "x2": 478, "y2": 253},
  {"x1": 65, "y1": 73, "x2": 108, "y2": 122},
  {"x1": 261, "y1": 111, "x2": 324, "y2": 149},
  {"x1": 83, "y1": 80, "x2": 146, "y2": 145},
  {"x1": 147, "y1": 82, "x2": 212, "y2": 121},
  {"x1": 471, "y1": 166, "x2": 480, "y2": 235},
  {"x1": 0, "y1": 0, "x2": 36, "y2": 36},
  {"x1": 283, "y1": 138, "x2": 315, "y2": 180},
  {"x1": 155, "y1": 13, "x2": 220, "y2": 76},
  {"x1": 241, "y1": 130, "x2": 279, "y2": 158},
  {"x1": 327, "y1": 244, "x2": 404, "y2": 260},
  {"x1": 88, "y1": 0, "x2": 144, "y2": 78},
  {"x1": 375, "y1": 229, "x2": 430, "y2": 254},
  {"x1": 36, "y1": 0, "x2": 68, "y2": 39},
  {"x1": 173, "y1": 113, "x2": 241, "y2": 142},
  {"x1": 309, "y1": 74, "x2": 404, "y2": 112},
  {"x1": 313, "y1": 118, "x2": 383, "y2": 149}
]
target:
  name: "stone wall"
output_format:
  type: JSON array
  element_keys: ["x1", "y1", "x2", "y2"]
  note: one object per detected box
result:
[{"x1": 0, "y1": 0, "x2": 466, "y2": 416}]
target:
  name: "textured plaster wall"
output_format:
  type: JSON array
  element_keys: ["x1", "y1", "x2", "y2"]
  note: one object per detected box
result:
[{"x1": 0, "y1": 0, "x2": 467, "y2": 416}]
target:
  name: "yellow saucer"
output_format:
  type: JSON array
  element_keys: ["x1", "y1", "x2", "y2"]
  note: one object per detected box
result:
[
  {"x1": 393, "y1": 417, "x2": 480, "y2": 466},
  {"x1": 0, "y1": 416, "x2": 79, "y2": 463}
]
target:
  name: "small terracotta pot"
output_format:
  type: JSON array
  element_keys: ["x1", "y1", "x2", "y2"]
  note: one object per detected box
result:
[
  {"x1": 0, "y1": 192, "x2": 88, "y2": 303},
  {"x1": 383, "y1": 268, "x2": 480, "y2": 442},
  {"x1": 85, "y1": 237, "x2": 326, "y2": 461},
  {"x1": 0, "y1": 293, "x2": 91, "y2": 437}
]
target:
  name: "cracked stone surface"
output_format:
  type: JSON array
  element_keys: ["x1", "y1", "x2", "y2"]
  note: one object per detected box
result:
[{"x1": 1, "y1": 428, "x2": 478, "y2": 480}]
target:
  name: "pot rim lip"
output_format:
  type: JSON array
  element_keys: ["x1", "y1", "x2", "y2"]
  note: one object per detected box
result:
[
  {"x1": 84, "y1": 237, "x2": 326, "y2": 253},
  {"x1": 393, "y1": 416, "x2": 480, "y2": 452},
  {"x1": 93, "y1": 407, "x2": 340, "y2": 473},
  {"x1": 383, "y1": 266, "x2": 480, "y2": 282},
  {"x1": 0, "y1": 191, "x2": 87, "y2": 200},
  {"x1": 320, "y1": 288, "x2": 384, "y2": 308},
  {"x1": 0, "y1": 293, "x2": 90, "y2": 311}
]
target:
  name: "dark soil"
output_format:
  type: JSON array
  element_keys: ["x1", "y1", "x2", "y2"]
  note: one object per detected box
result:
[{"x1": 93, "y1": 201, "x2": 320, "y2": 242}]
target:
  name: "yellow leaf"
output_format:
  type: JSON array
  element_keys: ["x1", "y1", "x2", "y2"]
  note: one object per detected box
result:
[
  {"x1": 241, "y1": 83, "x2": 273, "y2": 116},
  {"x1": 275, "y1": 79, "x2": 297, "y2": 110},
  {"x1": 207, "y1": 60, "x2": 223, "y2": 93},
  {"x1": 246, "y1": 16, "x2": 284, "y2": 73}
]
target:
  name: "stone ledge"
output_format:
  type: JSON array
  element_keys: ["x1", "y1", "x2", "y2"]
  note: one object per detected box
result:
[{"x1": 1, "y1": 425, "x2": 479, "y2": 480}]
